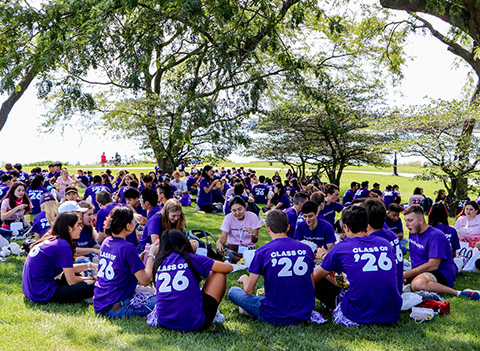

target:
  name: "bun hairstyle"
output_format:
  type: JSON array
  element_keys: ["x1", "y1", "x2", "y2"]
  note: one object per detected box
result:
[{"x1": 104, "y1": 206, "x2": 134, "y2": 235}]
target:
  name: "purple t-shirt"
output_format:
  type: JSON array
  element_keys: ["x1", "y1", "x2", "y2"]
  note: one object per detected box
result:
[
  {"x1": 94, "y1": 236, "x2": 145, "y2": 313},
  {"x1": 385, "y1": 216, "x2": 403, "y2": 234},
  {"x1": 139, "y1": 183, "x2": 157, "y2": 193},
  {"x1": 321, "y1": 235, "x2": 402, "y2": 324},
  {"x1": 22, "y1": 238, "x2": 73, "y2": 302},
  {"x1": 153, "y1": 253, "x2": 214, "y2": 331},
  {"x1": 284, "y1": 207, "x2": 299, "y2": 238},
  {"x1": 47, "y1": 171, "x2": 61, "y2": 179},
  {"x1": 185, "y1": 176, "x2": 197, "y2": 192},
  {"x1": 117, "y1": 186, "x2": 129, "y2": 204},
  {"x1": 77, "y1": 226, "x2": 97, "y2": 248},
  {"x1": 354, "y1": 188, "x2": 370, "y2": 199},
  {"x1": 252, "y1": 184, "x2": 269, "y2": 204},
  {"x1": 27, "y1": 186, "x2": 49, "y2": 215},
  {"x1": 434, "y1": 224, "x2": 461, "y2": 253},
  {"x1": 96, "y1": 203, "x2": 120, "y2": 233},
  {"x1": 197, "y1": 178, "x2": 213, "y2": 207},
  {"x1": 132, "y1": 203, "x2": 147, "y2": 217},
  {"x1": 409, "y1": 226, "x2": 457, "y2": 287},
  {"x1": 78, "y1": 174, "x2": 90, "y2": 187},
  {"x1": 293, "y1": 218, "x2": 336, "y2": 248},
  {"x1": 320, "y1": 202, "x2": 344, "y2": 225},
  {"x1": 369, "y1": 228, "x2": 404, "y2": 294},
  {"x1": 382, "y1": 191, "x2": 397, "y2": 208},
  {"x1": 84, "y1": 184, "x2": 110, "y2": 213},
  {"x1": 249, "y1": 238, "x2": 315, "y2": 324},
  {"x1": 0, "y1": 184, "x2": 10, "y2": 200},
  {"x1": 31, "y1": 211, "x2": 51, "y2": 237},
  {"x1": 95, "y1": 204, "x2": 138, "y2": 247},
  {"x1": 138, "y1": 212, "x2": 163, "y2": 251},
  {"x1": 17, "y1": 170, "x2": 30, "y2": 184},
  {"x1": 274, "y1": 193, "x2": 291, "y2": 210},
  {"x1": 342, "y1": 189, "x2": 355, "y2": 205}
]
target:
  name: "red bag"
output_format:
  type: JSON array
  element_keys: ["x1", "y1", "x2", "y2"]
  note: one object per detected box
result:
[{"x1": 417, "y1": 299, "x2": 450, "y2": 315}]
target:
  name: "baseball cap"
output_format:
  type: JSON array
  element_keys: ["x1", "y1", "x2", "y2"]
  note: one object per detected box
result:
[
  {"x1": 58, "y1": 201, "x2": 88, "y2": 213},
  {"x1": 40, "y1": 193, "x2": 56, "y2": 205},
  {"x1": 65, "y1": 186, "x2": 78, "y2": 195}
]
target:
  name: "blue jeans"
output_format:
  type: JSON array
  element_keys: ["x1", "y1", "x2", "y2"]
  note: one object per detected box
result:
[
  {"x1": 400, "y1": 238, "x2": 409, "y2": 255},
  {"x1": 105, "y1": 295, "x2": 156, "y2": 319},
  {"x1": 228, "y1": 286, "x2": 265, "y2": 321}
]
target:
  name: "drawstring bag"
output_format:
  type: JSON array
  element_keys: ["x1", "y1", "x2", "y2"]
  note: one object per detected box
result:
[{"x1": 180, "y1": 194, "x2": 192, "y2": 207}]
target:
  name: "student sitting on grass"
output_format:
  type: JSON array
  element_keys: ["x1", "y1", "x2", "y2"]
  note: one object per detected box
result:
[
  {"x1": 284, "y1": 191, "x2": 309, "y2": 238},
  {"x1": 403, "y1": 205, "x2": 480, "y2": 300},
  {"x1": 94, "y1": 206, "x2": 159, "y2": 318},
  {"x1": 320, "y1": 184, "x2": 344, "y2": 226},
  {"x1": 144, "y1": 198, "x2": 187, "y2": 247},
  {"x1": 216, "y1": 196, "x2": 261, "y2": 263},
  {"x1": 197, "y1": 165, "x2": 221, "y2": 213},
  {"x1": 63, "y1": 186, "x2": 80, "y2": 203},
  {"x1": 147, "y1": 230, "x2": 233, "y2": 331},
  {"x1": 362, "y1": 198, "x2": 404, "y2": 294},
  {"x1": 75, "y1": 202, "x2": 100, "y2": 258},
  {"x1": 82, "y1": 175, "x2": 110, "y2": 213},
  {"x1": 26, "y1": 174, "x2": 49, "y2": 217},
  {"x1": 314, "y1": 206, "x2": 402, "y2": 326},
  {"x1": 22, "y1": 212, "x2": 96, "y2": 303},
  {"x1": 1, "y1": 181, "x2": 31, "y2": 230},
  {"x1": 228, "y1": 210, "x2": 315, "y2": 325},
  {"x1": 115, "y1": 174, "x2": 134, "y2": 204},
  {"x1": 385, "y1": 203, "x2": 407, "y2": 253},
  {"x1": 124, "y1": 188, "x2": 147, "y2": 217},
  {"x1": 31, "y1": 193, "x2": 58, "y2": 240},
  {"x1": 294, "y1": 201, "x2": 336, "y2": 254}
]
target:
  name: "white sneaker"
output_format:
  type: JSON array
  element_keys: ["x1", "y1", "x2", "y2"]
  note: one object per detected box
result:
[
  {"x1": 0, "y1": 246, "x2": 10, "y2": 257},
  {"x1": 238, "y1": 307, "x2": 252, "y2": 317},
  {"x1": 9, "y1": 243, "x2": 23, "y2": 256},
  {"x1": 213, "y1": 309, "x2": 226, "y2": 324}
]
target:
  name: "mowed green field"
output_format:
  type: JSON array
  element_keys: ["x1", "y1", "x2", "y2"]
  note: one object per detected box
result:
[{"x1": 2, "y1": 163, "x2": 478, "y2": 350}]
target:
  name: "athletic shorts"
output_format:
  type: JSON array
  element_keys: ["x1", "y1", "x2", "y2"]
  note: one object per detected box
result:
[{"x1": 199, "y1": 293, "x2": 219, "y2": 331}]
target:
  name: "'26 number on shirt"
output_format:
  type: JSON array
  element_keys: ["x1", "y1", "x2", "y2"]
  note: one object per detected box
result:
[
  {"x1": 271, "y1": 257, "x2": 308, "y2": 277},
  {"x1": 157, "y1": 271, "x2": 189, "y2": 292},
  {"x1": 97, "y1": 258, "x2": 115, "y2": 280},
  {"x1": 354, "y1": 252, "x2": 392, "y2": 272}
]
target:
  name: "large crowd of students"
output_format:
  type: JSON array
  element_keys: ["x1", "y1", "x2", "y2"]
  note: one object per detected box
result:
[{"x1": 1, "y1": 161, "x2": 480, "y2": 332}]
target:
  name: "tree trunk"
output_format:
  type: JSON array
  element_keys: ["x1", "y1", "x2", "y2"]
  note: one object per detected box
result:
[{"x1": 0, "y1": 69, "x2": 36, "y2": 131}]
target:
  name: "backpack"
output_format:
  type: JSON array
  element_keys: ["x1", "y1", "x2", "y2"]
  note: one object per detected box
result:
[
  {"x1": 420, "y1": 197, "x2": 433, "y2": 213},
  {"x1": 186, "y1": 229, "x2": 223, "y2": 261}
]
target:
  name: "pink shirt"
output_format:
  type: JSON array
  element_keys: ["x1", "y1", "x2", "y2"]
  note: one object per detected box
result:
[
  {"x1": 220, "y1": 211, "x2": 262, "y2": 247},
  {"x1": 56, "y1": 176, "x2": 74, "y2": 195},
  {"x1": 409, "y1": 195, "x2": 424, "y2": 206},
  {"x1": 454, "y1": 215, "x2": 480, "y2": 239},
  {"x1": 1, "y1": 199, "x2": 29, "y2": 221}
]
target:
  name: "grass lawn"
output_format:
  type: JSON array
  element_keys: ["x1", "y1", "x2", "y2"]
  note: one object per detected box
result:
[{"x1": 1, "y1": 205, "x2": 480, "y2": 351}]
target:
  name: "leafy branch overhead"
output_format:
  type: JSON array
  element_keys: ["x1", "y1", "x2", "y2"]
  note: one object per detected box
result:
[
  {"x1": 0, "y1": 1, "x2": 408, "y2": 171},
  {"x1": 379, "y1": 99, "x2": 480, "y2": 210}
]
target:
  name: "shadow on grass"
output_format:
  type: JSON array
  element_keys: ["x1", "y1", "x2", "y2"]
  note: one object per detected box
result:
[{"x1": 24, "y1": 297, "x2": 92, "y2": 315}]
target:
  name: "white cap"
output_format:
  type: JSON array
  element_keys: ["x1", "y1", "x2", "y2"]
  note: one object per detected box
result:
[{"x1": 58, "y1": 201, "x2": 88, "y2": 214}]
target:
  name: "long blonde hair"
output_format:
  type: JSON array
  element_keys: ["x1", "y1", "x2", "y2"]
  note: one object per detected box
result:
[
  {"x1": 161, "y1": 199, "x2": 186, "y2": 232},
  {"x1": 41, "y1": 200, "x2": 59, "y2": 226}
]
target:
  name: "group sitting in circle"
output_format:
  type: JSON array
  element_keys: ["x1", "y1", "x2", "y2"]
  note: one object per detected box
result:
[{"x1": 0, "y1": 161, "x2": 479, "y2": 332}]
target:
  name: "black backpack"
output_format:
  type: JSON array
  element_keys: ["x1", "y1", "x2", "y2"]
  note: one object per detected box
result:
[{"x1": 186, "y1": 229, "x2": 223, "y2": 261}]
